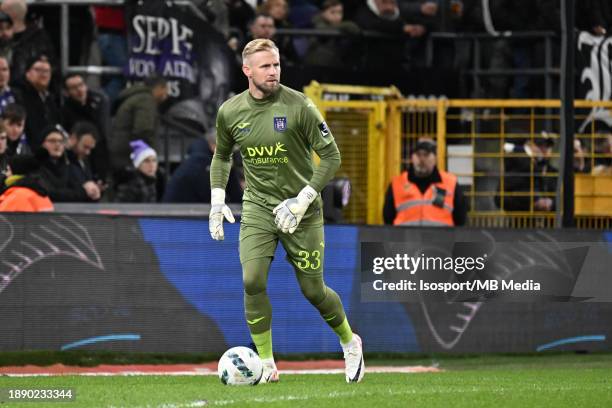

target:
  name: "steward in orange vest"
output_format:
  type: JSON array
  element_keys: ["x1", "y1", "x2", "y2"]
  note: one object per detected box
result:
[
  {"x1": 0, "y1": 153, "x2": 54, "y2": 212},
  {"x1": 383, "y1": 140, "x2": 466, "y2": 226}
]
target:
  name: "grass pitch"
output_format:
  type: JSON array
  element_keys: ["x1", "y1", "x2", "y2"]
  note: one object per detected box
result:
[{"x1": 1, "y1": 353, "x2": 611, "y2": 407}]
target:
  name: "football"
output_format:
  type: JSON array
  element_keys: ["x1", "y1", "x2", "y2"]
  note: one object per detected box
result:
[{"x1": 218, "y1": 346, "x2": 263, "y2": 386}]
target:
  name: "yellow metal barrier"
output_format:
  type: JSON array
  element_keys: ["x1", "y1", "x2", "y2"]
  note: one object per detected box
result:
[
  {"x1": 304, "y1": 82, "x2": 397, "y2": 224},
  {"x1": 575, "y1": 174, "x2": 612, "y2": 215},
  {"x1": 389, "y1": 98, "x2": 612, "y2": 227},
  {"x1": 305, "y1": 82, "x2": 612, "y2": 228}
]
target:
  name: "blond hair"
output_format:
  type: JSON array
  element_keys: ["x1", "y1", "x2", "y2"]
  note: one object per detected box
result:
[{"x1": 242, "y1": 39, "x2": 279, "y2": 64}]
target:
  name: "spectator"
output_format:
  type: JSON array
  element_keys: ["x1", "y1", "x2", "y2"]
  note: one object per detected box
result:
[
  {"x1": 14, "y1": 54, "x2": 61, "y2": 149},
  {"x1": 353, "y1": 0, "x2": 426, "y2": 71},
  {"x1": 400, "y1": 0, "x2": 464, "y2": 67},
  {"x1": 495, "y1": 134, "x2": 556, "y2": 212},
  {"x1": 162, "y1": 130, "x2": 243, "y2": 203},
  {"x1": 38, "y1": 124, "x2": 100, "y2": 202},
  {"x1": 0, "y1": 121, "x2": 7, "y2": 186},
  {"x1": 0, "y1": 12, "x2": 13, "y2": 61},
  {"x1": 249, "y1": 13, "x2": 276, "y2": 41},
  {"x1": 0, "y1": 55, "x2": 15, "y2": 115},
  {"x1": 383, "y1": 139, "x2": 467, "y2": 226},
  {"x1": 115, "y1": 140, "x2": 159, "y2": 203},
  {"x1": 66, "y1": 121, "x2": 99, "y2": 189},
  {"x1": 304, "y1": 0, "x2": 360, "y2": 68},
  {"x1": 62, "y1": 73, "x2": 110, "y2": 181},
  {"x1": 109, "y1": 76, "x2": 168, "y2": 173},
  {"x1": 260, "y1": 0, "x2": 290, "y2": 29},
  {"x1": 241, "y1": 13, "x2": 298, "y2": 64},
  {"x1": 399, "y1": 1, "x2": 438, "y2": 24},
  {"x1": 93, "y1": 6, "x2": 127, "y2": 103},
  {"x1": 0, "y1": 149, "x2": 53, "y2": 212},
  {"x1": 2, "y1": 103, "x2": 28, "y2": 156},
  {"x1": 574, "y1": 138, "x2": 588, "y2": 173},
  {"x1": 258, "y1": 0, "x2": 299, "y2": 63},
  {"x1": 0, "y1": 0, "x2": 56, "y2": 84},
  {"x1": 232, "y1": 12, "x2": 275, "y2": 57},
  {"x1": 593, "y1": 134, "x2": 612, "y2": 176}
]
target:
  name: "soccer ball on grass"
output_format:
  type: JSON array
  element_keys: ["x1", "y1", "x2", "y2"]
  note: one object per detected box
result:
[{"x1": 218, "y1": 346, "x2": 263, "y2": 386}]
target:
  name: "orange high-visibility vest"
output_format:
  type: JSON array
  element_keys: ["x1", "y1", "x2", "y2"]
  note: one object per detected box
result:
[
  {"x1": 0, "y1": 187, "x2": 54, "y2": 212},
  {"x1": 391, "y1": 170, "x2": 457, "y2": 227}
]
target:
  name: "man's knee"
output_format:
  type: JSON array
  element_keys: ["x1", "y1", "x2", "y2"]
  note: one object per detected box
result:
[
  {"x1": 242, "y1": 257, "x2": 271, "y2": 296},
  {"x1": 243, "y1": 273, "x2": 266, "y2": 296}
]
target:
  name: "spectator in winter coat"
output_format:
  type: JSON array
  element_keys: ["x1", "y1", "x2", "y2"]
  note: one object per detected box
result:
[
  {"x1": 38, "y1": 124, "x2": 100, "y2": 202},
  {"x1": 62, "y1": 73, "x2": 110, "y2": 181},
  {"x1": 114, "y1": 139, "x2": 160, "y2": 203},
  {"x1": 14, "y1": 54, "x2": 62, "y2": 149},
  {"x1": 109, "y1": 76, "x2": 168, "y2": 173},
  {"x1": 304, "y1": 0, "x2": 360, "y2": 68},
  {"x1": 1, "y1": 102, "x2": 28, "y2": 156},
  {"x1": 1, "y1": 0, "x2": 57, "y2": 84},
  {"x1": 66, "y1": 121, "x2": 99, "y2": 189}
]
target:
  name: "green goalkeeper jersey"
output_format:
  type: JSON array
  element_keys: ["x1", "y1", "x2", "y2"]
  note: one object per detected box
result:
[{"x1": 211, "y1": 85, "x2": 341, "y2": 209}]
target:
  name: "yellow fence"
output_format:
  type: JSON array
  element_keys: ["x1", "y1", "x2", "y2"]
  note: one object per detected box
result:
[
  {"x1": 304, "y1": 82, "x2": 398, "y2": 224},
  {"x1": 305, "y1": 82, "x2": 612, "y2": 228}
]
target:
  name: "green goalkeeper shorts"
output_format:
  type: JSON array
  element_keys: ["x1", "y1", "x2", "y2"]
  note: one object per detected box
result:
[{"x1": 239, "y1": 198, "x2": 325, "y2": 276}]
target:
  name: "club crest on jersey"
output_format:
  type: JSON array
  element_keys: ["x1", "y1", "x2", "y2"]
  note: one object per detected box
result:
[{"x1": 274, "y1": 116, "x2": 287, "y2": 132}]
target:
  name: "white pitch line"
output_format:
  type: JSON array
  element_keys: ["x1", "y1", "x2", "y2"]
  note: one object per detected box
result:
[{"x1": 1, "y1": 366, "x2": 441, "y2": 377}]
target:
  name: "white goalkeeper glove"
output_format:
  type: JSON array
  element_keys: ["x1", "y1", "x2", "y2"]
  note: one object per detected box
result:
[
  {"x1": 272, "y1": 185, "x2": 317, "y2": 234},
  {"x1": 209, "y1": 188, "x2": 235, "y2": 241}
]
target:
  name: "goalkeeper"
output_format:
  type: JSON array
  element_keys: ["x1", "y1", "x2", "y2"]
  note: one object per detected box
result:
[{"x1": 209, "y1": 39, "x2": 364, "y2": 384}]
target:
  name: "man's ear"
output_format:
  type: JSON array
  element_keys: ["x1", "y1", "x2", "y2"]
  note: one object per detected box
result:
[{"x1": 242, "y1": 64, "x2": 251, "y2": 78}]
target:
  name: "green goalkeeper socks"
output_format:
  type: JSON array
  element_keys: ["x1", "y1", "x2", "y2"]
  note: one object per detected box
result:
[
  {"x1": 251, "y1": 330, "x2": 273, "y2": 360},
  {"x1": 333, "y1": 318, "x2": 354, "y2": 345},
  {"x1": 244, "y1": 290, "x2": 273, "y2": 359}
]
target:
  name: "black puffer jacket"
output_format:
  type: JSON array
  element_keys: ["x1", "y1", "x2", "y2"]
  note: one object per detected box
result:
[{"x1": 39, "y1": 154, "x2": 89, "y2": 202}]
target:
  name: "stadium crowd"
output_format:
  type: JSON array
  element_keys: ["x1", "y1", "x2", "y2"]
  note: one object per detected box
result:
[{"x1": 0, "y1": 0, "x2": 611, "y2": 212}]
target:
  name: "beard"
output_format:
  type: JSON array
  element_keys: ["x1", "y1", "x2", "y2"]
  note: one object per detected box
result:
[
  {"x1": 253, "y1": 78, "x2": 280, "y2": 96},
  {"x1": 413, "y1": 164, "x2": 433, "y2": 177}
]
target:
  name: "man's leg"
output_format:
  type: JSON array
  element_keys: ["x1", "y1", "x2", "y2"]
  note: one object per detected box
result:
[
  {"x1": 243, "y1": 257, "x2": 273, "y2": 360},
  {"x1": 239, "y1": 211, "x2": 280, "y2": 383},
  {"x1": 281, "y1": 223, "x2": 364, "y2": 382}
]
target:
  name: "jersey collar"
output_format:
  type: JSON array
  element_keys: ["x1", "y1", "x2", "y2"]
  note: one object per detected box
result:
[{"x1": 247, "y1": 86, "x2": 282, "y2": 108}]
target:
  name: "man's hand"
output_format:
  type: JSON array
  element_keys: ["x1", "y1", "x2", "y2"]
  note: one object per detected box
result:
[
  {"x1": 272, "y1": 185, "x2": 317, "y2": 234},
  {"x1": 534, "y1": 198, "x2": 553, "y2": 211},
  {"x1": 404, "y1": 24, "x2": 426, "y2": 38},
  {"x1": 209, "y1": 188, "x2": 235, "y2": 240},
  {"x1": 82, "y1": 181, "x2": 101, "y2": 201}
]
